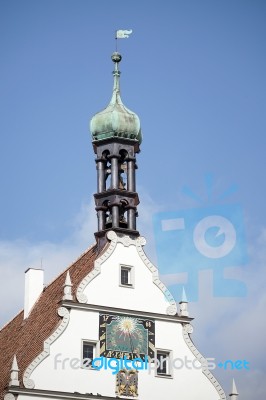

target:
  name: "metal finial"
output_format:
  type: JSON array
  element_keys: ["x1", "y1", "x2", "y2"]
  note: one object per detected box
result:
[{"x1": 111, "y1": 52, "x2": 122, "y2": 63}]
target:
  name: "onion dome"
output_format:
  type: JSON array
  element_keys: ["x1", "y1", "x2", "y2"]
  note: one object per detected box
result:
[{"x1": 90, "y1": 52, "x2": 142, "y2": 143}]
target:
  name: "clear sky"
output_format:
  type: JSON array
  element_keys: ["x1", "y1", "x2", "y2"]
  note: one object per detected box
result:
[{"x1": 0, "y1": 1, "x2": 265, "y2": 398}]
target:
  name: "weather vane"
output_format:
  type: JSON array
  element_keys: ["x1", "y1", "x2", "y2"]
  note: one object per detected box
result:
[{"x1": 115, "y1": 29, "x2": 133, "y2": 51}]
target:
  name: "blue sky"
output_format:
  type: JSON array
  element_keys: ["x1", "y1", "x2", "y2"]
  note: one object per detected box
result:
[{"x1": 0, "y1": 1, "x2": 266, "y2": 398}]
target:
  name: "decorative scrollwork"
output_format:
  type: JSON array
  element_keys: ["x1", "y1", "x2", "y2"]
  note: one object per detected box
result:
[
  {"x1": 123, "y1": 236, "x2": 131, "y2": 246},
  {"x1": 166, "y1": 305, "x2": 178, "y2": 316},
  {"x1": 23, "y1": 307, "x2": 70, "y2": 389},
  {"x1": 58, "y1": 306, "x2": 69, "y2": 318},
  {"x1": 107, "y1": 230, "x2": 117, "y2": 241},
  {"x1": 135, "y1": 236, "x2": 178, "y2": 315},
  {"x1": 23, "y1": 378, "x2": 35, "y2": 389},
  {"x1": 76, "y1": 292, "x2": 88, "y2": 304},
  {"x1": 4, "y1": 394, "x2": 16, "y2": 400},
  {"x1": 136, "y1": 236, "x2": 146, "y2": 246},
  {"x1": 182, "y1": 323, "x2": 226, "y2": 399},
  {"x1": 183, "y1": 323, "x2": 193, "y2": 334},
  {"x1": 77, "y1": 230, "x2": 119, "y2": 302}
]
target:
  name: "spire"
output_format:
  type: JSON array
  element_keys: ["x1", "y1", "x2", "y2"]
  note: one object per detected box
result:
[
  {"x1": 179, "y1": 287, "x2": 189, "y2": 317},
  {"x1": 9, "y1": 355, "x2": 20, "y2": 387},
  {"x1": 63, "y1": 271, "x2": 73, "y2": 301},
  {"x1": 229, "y1": 379, "x2": 239, "y2": 399},
  {"x1": 91, "y1": 52, "x2": 141, "y2": 247},
  {"x1": 110, "y1": 52, "x2": 122, "y2": 105},
  {"x1": 181, "y1": 286, "x2": 188, "y2": 302}
]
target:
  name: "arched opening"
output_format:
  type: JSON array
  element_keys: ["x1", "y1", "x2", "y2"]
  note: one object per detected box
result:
[{"x1": 119, "y1": 149, "x2": 128, "y2": 191}]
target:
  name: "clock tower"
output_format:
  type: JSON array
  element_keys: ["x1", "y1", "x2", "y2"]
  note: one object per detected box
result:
[{"x1": 90, "y1": 52, "x2": 141, "y2": 250}]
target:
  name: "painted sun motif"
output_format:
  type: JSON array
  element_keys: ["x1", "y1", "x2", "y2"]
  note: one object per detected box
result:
[{"x1": 117, "y1": 317, "x2": 137, "y2": 335}]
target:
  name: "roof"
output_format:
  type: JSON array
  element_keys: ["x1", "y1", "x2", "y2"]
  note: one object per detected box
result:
[{"x1": 0, "y1": 244, "x2": 98, "y2": 399}]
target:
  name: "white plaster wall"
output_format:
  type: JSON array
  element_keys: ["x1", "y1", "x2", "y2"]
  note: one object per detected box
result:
[
  {"x1": 24, "y1": 269, "x2": 44, "y2": 319},
  {"x1": 29, "y1": 308, "x2": 221, "y2": 400},
  {"x1": 82, "y1": 241, "x2": 172, "y2": 314}
]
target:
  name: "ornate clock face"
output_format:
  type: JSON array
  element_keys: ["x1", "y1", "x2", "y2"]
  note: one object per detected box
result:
[{"x1": 99, "y1": 313, "x2": 155, "y2": 360}]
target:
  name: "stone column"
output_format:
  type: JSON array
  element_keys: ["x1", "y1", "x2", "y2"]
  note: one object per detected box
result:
[
  {"x1": 127, "y1": 158, "x2": 136, "y2": 192},
  {"x1": 96, "y1": 159, "x2": 106, "y2": 193},
  {"x1": 110, "y1": 155, "x2": 119, "y2": 189},
  {"x1": 127, "y1": 207, "x2": 136, "y2": 230}
]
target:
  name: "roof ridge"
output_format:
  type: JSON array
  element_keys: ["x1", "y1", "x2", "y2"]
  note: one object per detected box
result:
[
  {"x1": 43, "y1": 242, "x2": 97, "y2": 289},
  {"x1": 0, "y1": 309, "x2": 23, "y2": 332}
]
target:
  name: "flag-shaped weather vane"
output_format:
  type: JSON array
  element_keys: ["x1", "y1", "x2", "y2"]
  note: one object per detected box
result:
[
  {"x1": 116, "y1": 29, "x2": 133, "y2": 39},
  {"x1": 115, "y1": 29, "x2": 133, "y2": 51}
]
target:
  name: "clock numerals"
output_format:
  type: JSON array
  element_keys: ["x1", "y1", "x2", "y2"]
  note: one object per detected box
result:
[
  {"x1": 100, "y1": 342, "x2": 106, "y2": 354},
  {"x1": 148, "y1": 341, "x2": 155, "y2": 352}
]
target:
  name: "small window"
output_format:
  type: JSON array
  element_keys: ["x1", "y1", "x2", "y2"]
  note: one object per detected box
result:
[
  {"x1": 120, "y1": 265, "x2": 134, "y2": 288},
  {"x1": 121, "y1": 267, "x2": 130, "y2": 285},
  {"x1": 82, "y1": 341, "x2": 96, "y2": 369},
  {"x1": 156, "y1": 350, "x2": 172, "y2": 377}
]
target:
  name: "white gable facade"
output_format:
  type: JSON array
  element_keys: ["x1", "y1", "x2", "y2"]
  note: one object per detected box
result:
[{"x1": 13, "y1": 231, "x2": 226, "y2": 400}]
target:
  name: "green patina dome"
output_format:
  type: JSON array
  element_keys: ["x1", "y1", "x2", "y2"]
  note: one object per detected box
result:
[{"x1": 90, "y1": 52, "x2": 142, "y2": 143}]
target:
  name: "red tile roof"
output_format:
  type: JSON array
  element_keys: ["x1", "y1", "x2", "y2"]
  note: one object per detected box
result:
[{"x1": 0, "y1": 244, "x2": 97, "y2": 399}]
